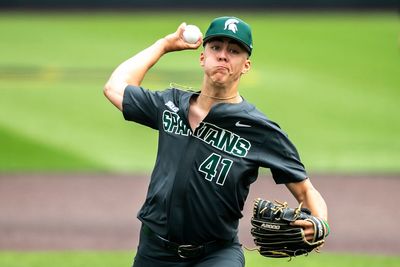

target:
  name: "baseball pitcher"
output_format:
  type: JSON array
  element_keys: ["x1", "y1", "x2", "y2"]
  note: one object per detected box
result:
[{"x1": 104, "y1": 16, "x2": 329, "y2": 267}]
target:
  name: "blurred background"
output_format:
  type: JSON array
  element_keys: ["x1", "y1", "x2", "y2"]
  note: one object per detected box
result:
[{"x1": 0, "y1": 0, "x2": 399, "y2": 266}]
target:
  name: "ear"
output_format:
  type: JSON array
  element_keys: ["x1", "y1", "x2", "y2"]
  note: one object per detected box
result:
[
  {"x1": 200, "y1": 52, "x2": 205, "y2": 67},
  {"x1": 241, "y1": 59, "x2": 251, "y2": 74}
]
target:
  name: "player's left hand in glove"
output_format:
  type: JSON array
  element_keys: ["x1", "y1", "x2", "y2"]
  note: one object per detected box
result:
[{"x1": 250, "y1": 198, "x2": 330, "y2": 258}]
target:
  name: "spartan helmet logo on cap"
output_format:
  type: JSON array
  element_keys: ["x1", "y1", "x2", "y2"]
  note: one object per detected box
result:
[{"x1": 224, "y1": 18, "x2": 239, "y2": 33}]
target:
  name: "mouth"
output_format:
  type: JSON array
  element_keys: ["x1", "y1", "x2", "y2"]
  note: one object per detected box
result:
[{"x1": 215, "y1": 66, "x2": 230, "y2": 73}]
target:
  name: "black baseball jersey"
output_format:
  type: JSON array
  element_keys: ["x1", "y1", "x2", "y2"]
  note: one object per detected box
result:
[{"x1": 122, "y1": 85, "x2": 307, "y2": 245}]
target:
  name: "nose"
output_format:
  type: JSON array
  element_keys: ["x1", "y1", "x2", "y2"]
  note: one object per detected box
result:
[{"x1": 217, "y1": 48, "x2": 228, "y2": 62}]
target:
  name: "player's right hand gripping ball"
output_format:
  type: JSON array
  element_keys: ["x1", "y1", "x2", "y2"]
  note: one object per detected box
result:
[
  {"x1": 250, "y1": 198, "x2": 328, "y2": 258},
  {"x1": 183, "y1": 24, "x2": 202, "y2": 44}
]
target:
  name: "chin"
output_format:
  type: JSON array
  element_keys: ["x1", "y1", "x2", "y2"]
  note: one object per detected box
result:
[
  {"x1": 211, "y1": 79, "x2": 227, "y2": 88},
  {"x1": 211, "y1": 74, "x2": 228, "y2": 84}
]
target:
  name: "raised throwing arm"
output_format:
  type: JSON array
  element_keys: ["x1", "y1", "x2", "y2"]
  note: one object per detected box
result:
[{"x1": 103, "y1": 23, "x2": 202, "y2": 111}]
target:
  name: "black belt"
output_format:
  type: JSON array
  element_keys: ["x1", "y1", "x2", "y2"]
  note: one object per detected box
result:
[{"x1": 142, "y1": 224, "x2": 231, "y2": 259}]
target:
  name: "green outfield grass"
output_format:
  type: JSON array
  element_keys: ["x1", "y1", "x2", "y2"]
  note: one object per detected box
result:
[
  {"x1": 0, "y1": 11, "x2": 399, "y2": 173},
  {"x1": 0, "y1": 251, "x2": 399, "y2": 267}
]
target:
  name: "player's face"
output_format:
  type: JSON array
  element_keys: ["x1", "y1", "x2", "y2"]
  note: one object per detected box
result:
[{"x1": 200, "y1": 38, "x2": 251, "y2": 87}]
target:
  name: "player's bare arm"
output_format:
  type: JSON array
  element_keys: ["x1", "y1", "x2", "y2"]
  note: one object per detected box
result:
[
  {"x1": 103, "y1": 23, "x2": 202, "y2": 111},
  {"x1": 285, "y1": 179, "x2": 328, "y2": 240}
]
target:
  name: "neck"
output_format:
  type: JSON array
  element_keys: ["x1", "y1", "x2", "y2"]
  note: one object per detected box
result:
[
  {"x1": 199, "y1": 79, "x2": 241, "y2": 104},
  {"x1": 200, "y1": 91, "x2": 239, "y2": 101}
]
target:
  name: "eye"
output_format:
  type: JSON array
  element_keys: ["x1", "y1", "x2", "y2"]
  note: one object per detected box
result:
[
  {"x1": 229, "y1": 48, "x2": 240, "y2": 54},
  {"x1": 211, "y1": 44, "x2": 221, "y2": 51}
]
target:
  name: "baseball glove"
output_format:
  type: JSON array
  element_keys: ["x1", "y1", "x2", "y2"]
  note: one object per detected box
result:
[{"x1": 250, "y1": 198, "x2": 328, "y2": 258}]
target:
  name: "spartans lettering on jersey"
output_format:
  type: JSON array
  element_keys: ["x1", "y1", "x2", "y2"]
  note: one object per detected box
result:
[
  {"x1": 162, "y1": 110, "x2": 191, "y2": 136},
  {"x1": 162, "y1": 110, "x2": 251, "y2": 158}
]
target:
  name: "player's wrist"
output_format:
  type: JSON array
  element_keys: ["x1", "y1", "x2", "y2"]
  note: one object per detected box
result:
[
  {"x1": 155, "y1": 38, "x2": 171, "y2": 54},
  {"x1": 320, "y1": 218, "x2": 331, "y2": 237}
]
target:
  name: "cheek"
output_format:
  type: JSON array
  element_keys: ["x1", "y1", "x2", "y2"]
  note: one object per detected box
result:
[
  {"x1": 233, "y1": 63, "x2": 244, "y2": 74},
  {"x1": 201, "y1": 56, "x2": 215, "y2": 69},
  {"x1": 200, "y1": 54, "x2": 211, "y2": 67}
]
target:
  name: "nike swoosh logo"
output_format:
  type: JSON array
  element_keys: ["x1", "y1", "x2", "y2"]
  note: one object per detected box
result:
[{"x1": 235, "y1": 121, "x2": 251, "y2": 128}]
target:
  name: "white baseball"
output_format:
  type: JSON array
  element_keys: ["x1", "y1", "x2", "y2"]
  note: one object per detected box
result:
[{"x1": 183, "y1": 25, "x2": 202, "y2": 44}]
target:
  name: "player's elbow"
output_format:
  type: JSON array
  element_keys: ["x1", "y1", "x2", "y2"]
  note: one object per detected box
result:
[
  {"x1": 103, "y1": 80, "x2": 122, "y2": 100},
  {"x1": 103, "y1": 82, "x2": 113, "y2": 99},
  {"x1": 103, "y1": 81, "x2": 124, "y2": 111}
]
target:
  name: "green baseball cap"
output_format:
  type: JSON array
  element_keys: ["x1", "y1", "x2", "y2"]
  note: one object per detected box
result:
[{"x1": 203, "y1": 16, "x2": 253, "y2": 56}]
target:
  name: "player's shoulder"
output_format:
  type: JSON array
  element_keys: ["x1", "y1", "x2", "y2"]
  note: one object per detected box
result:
[
  {"x1": 137, "y1": 86, "x2": 190, "y2": 101},
  {"x1": 160, "y1": 86, "x2": 195, "y2": 98},
  {"x1": 242, "y1": 101, "x2": 283, "y2": 131}
]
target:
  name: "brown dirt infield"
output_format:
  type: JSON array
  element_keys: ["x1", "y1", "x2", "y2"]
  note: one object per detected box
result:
[{"x1": 0, "y1": 173, "x2": 399, "y2": 255}]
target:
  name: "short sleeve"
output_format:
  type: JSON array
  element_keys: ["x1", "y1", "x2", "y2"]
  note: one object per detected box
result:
[
  {"x1": 259, "y1": 130, "x2": 307, "y2": 184},
  {"x1": 122, "y1": 85, "x2": 162, "y2": 130}
]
